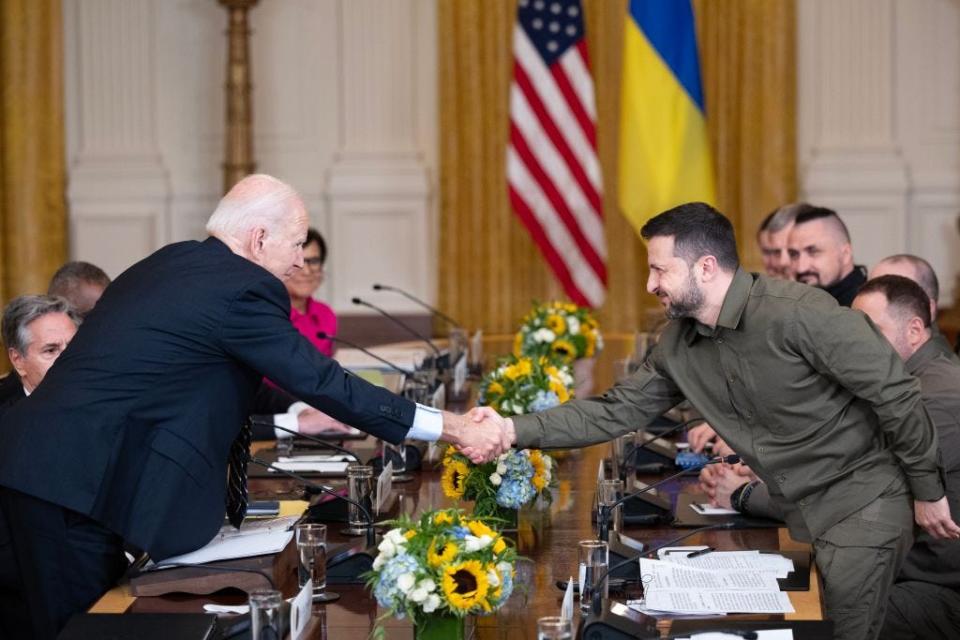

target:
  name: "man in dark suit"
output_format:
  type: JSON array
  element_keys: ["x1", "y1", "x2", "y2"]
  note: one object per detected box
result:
[{"x1": 0, "y1": 174, "x2": 506, "y2": 639}]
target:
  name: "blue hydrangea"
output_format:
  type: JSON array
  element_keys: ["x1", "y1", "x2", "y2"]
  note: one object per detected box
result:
[
  {"x1": 451, "y1": 526, "x2": 470, "y2": 539},
  {"x1": 372, "y1": 552, "x2": 420, "y2": 611},
  {"x1": 495, "y1": 567, "x2": 515, "y2": 605},
  {"x1": 495, "y1": 451, "x2": 537, "y2": 509},
  {"x1": 529, "y1": 390, "x2": 560, "y2": 413}
]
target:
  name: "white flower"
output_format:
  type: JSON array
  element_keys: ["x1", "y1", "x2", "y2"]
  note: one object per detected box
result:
[
  {"x1": 487, "y1": 569, "x2": 501, "y2": 588},
  {"x1": 496, "y1": 461, "x2": 508, "y2": 474},
  {"x1": 464, "y1": 536, "x2": 482, "y2": 552},
  {"x1": 567, "y1": 317, "x2": 580, "y2": 335},
  {"x1": 397, "y1": 573, "x2": 416, "y2": 593},
  {"x1": 409, "y1": 587, "x2": 428, "y2": 602},
  {"x1": 490, "y1": 472, "x2": 502, "y2": 486},
  {"x1": 423, "y1": 593, "x2": 442, "y2": 613},
  {"x1": 534, "y1": 328, "x2": 556, "y2": 343},
  {"x1": 384, "y1": 528, "x2": 408, "y2": 546},
  {"x1": 372, "y1": 554, "x2": 387, "y2": 570},
  {"x1": 418, "y1": 578, "x2": 437, "y2": 593},
  {"x1": 377, "y1": 538, "x2": 397, "y2": 557},
  {"x1": 497, "y1": 561, "x2": 512, "y2": 574},
  {"x1": 543, "y1": 456, "x2": 553, "y2": 469}
]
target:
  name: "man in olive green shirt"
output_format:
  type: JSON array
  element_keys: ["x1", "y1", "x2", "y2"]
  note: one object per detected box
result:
[{"x1": 467, "y1": 203, "x2": 959, "y2": 640}]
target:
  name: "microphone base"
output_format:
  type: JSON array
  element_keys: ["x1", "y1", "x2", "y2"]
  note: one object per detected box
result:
[
  {"x1": 579, "y1": 603, "x2": 659, "y2": 640},
  {"x1": 326, "y1": 542, "x2": 377, "y2": 585},
  {"x1": 340, "y1": 525, "x2": 374, "y2": 537},
  {"x1": 607, "y1": 531, "x2": 645, "y2": 580}
]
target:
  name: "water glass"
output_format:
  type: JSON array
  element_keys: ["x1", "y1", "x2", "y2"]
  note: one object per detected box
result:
[
  {"x1": 295, "y1": 522, "x2": 339, "y2": 603},
  {"x1": 249, "y1": 589, "x2": 282, "y2": 640},
  {"x1": 345, "y1": 464, "x2": 374, "y2": 534},
  {"x1": 537, "y1": 616, "x2": 573, "y2": 640},
  {"x1": 598, "y1": 479, "x2": 624, "y2": 536},
  {"x1": 578, "y1": 539, "x2": 609, "y2": 612}
]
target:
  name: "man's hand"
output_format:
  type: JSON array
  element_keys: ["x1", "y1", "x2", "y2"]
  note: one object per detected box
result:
[
  {"x1": 467, "y1": 406, "x2": 515, "y2": 457},
  {"x1": 439, "y1": 410, "x2": 512, "y2": 464},
  {"x1": 688, "y1": 422, "x2": 717, "y2": 453},
  {"x1": 915, "y1": 497, "x2": 960, "y2": 540},
  {"x1": 296, "y1": 407, "x2": 354, "y2": 436}
]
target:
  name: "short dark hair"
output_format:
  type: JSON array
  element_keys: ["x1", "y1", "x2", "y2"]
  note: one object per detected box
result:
[
  {"x1": 306, "y1": 227, "x2": 327, "y2": 264},
  {"x1": 2, "y1": 295, "x2": 81, "y2": 355},
  {"x1": 793, "y1": 206, "x2": 850, "y2": 242},
  {"x1": 48, "y1": 261, "x2": 111, "y2": 297},
  {"x1": 878, "y1": 254, "x2": 939, "y2": 304},
  {"x1": 858, "y1": 275, "x2": 931, "y2": 328},
  {"x1": 640, "y1": 202, "x2": 740, "y2": 272}
]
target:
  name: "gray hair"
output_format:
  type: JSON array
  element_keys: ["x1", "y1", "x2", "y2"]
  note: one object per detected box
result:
[
  {"x1": 2, "y1": 295, "x2": 81, "y2": 356},
  {"x1": 759, "y1": 202, "x2": 810, "y2": 236},
  {"x1": 205, "y1": 174, "x2": 303, "y2": 239}
]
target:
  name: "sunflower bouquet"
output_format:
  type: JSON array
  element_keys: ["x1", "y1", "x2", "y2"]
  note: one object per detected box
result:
[
  {"x1": 478, "y1": 354, "x2": 574, "y2": 416},
  {"x1": 364, "y1": 508, "x2": 518, "y2": 630},
  {"x1": 442, "y1": 447, "x2": 556, "y2": 520},
  {"x1": 513, "y1": 301, "x2": 603, "y2": 364}
]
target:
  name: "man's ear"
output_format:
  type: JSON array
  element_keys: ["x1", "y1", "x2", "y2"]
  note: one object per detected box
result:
[
  {"x1": 907, "y1": 316, "x2": 928, "y2": 348},
  {"x1": 8, "y1": 348, "x2": 26, "y2": 379},
  {"x1": 247, "y1": 227, "x2": 268, "y2": 259},
  {"x1": 698, "y1": 255, "x2": 720, "y2": 281}
]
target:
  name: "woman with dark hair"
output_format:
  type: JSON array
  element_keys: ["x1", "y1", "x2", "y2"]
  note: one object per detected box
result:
[{"x1": 285, "y1": 227, "x2": 336, "y2": 355}]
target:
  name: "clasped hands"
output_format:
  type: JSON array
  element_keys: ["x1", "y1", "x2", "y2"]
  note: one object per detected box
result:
[{"x1": 447, "y1": 406, "x2": 516, "y2": 464}]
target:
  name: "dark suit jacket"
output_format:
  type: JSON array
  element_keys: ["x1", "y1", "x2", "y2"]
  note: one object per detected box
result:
[{"x1": 0, "y1": 237, "x2": 415, "y2": 560}]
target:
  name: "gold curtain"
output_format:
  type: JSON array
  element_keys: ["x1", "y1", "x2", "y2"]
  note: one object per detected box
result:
[
  {"x1": 438, "y1": 0, "x2": 795, "y2": 334},
  {"x1": 0, "y1": 0, "x2": 68, "y2": 303}
]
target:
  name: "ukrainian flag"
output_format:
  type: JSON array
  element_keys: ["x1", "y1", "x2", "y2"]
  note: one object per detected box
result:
[{"x1": 618, "y1": 0, "x2": 715, "y2": 235}]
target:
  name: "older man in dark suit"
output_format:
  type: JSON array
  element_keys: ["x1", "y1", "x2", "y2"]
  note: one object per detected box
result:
[{"x1": 0, "y1": 174, "x2": 506, "y2": 639}]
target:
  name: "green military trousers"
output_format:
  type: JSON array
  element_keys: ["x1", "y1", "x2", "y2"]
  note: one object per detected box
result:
[{"x1": 813, "y1": 476, "x2": 914, "y2": 640}]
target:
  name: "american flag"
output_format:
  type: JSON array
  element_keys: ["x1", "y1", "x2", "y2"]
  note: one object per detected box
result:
[{"x1": 507, "y1": 0, "x2": 606, "y2": 308}]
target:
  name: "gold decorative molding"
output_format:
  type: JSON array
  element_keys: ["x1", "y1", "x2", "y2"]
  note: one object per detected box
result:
[{"x1": 219, "y1": 0, "x2": 258, "y2": 194}]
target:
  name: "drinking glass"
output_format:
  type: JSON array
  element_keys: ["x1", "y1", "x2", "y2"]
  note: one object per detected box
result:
[
  {"x1": 295, "y1": 522, "x2": 339, "y2": 603},
  {"x1": 578, "y1": 540, "x2": 609, "y2": 612}
]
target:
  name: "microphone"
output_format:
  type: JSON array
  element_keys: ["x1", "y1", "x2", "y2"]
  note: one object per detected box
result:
[
  {"x1": 599, "y1": 455, "x2": 739, "y2": 543},
  {"x1": 249, "y1": 417, "x2": 361, "y2": 462},
  {"x1": 249, "y1": 457, "x2": 375, "y2": 549},
  {"x1": 317, "y1": 331, "x2": 414, "y2": 376},
  {"x1": 590, "y1": 522, "x2": 737, "y2": 616},
  {"x1": 619, "y1": 417, "x2": 706, "y2": 479},
  {"x1": 372, "y1": 284, "x2": 462, "y2": 329},
  {"x1": 351, "y1": 297, "x2": 442, "y2": 359}
]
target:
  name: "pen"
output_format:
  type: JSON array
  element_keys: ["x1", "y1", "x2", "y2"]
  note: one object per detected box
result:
[{"x1": 686, "y1": 546, "x2": 715, "y2": 558}]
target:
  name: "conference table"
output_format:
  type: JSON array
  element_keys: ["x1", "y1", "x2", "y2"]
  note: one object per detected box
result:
[{"x1": 90, "y1": 334, "x2": 824, "y2": 638}]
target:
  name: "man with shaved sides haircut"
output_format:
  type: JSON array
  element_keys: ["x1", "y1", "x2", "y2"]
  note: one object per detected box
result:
[{"x1": 787, "y1": 206, "x2": 867, "y2": 306}]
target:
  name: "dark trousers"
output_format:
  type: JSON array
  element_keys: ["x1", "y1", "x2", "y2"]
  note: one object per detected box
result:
[
  {"x1": 813, "y1": 477, "x2": 914, "y2": 640},
  {"x1": 0, "y1": 487, "x2": 127, "y2": 640},
  {"x1": 879, "y1": 581, "x2": 960, "y2": 640}
]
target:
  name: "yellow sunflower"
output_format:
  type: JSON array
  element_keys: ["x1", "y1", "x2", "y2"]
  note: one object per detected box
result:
[
  {"x1": 404, "y1": 529, "x2": 416, "y2": 540},
  {"x1": 503, "y1": 364, "x2": 520, "y2": 381},
  {"x1": 550, "y1": 339, "x2": 577, "y2": 363},
  {"x1": 529, "y1": 450, "x2": 549, "y2": 491},
  {"x1": 442, "y1": 560, "x2": 490, "y2": 612},
  {"x1": 584, "y1": 330, "x2": 597, "y2": 357},
  {"x1": 434, "y1": 511, "x2": 455, "y2": 526},
  {"x1": 492, "y1": 537, "x2": 507, "y2": 555},
  {"x1": 441, "y1": 459, "x2": 470, "y2": 499},
  {"x1": 428, "y1": 538, "x2": 459, "y2": 568},
  {"x1": 466, "y1": 519, "x2": 498, "y2": 539},
  {"x1": 485, "y1": 380, "x2": 505, "y2": 398},
  {"x1": 545, "y1": 313, "x2": 566, "y2": 335},
  {"x1": 549, "y1": 378, "x2": 570, "y2": 404},
  {"x1": 513, "y1": 332, "x2": 524, "y2": 356},
  {"x1": 516, "y1": 357, "x2": 533, "y2": 377}
]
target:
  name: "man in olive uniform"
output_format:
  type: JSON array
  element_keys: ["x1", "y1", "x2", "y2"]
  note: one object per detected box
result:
[{"x1": 467, "y1": 203, "x2": 960, "y2": 640}]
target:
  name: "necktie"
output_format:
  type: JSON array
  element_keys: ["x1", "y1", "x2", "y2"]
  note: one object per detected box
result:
[{"x1": 225, "y1": 419, "x2": 252, "y2": 529}]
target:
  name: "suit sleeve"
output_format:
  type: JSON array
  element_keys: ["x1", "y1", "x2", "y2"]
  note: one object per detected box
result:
[
  {"x1": 512, "y1": 347, "x2": 684, "y2": 449},
  {"x1": 218, "y1": 277, "x2": 415, "y2": 444}
]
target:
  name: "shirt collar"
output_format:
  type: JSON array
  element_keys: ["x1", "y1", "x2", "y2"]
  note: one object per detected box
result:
[
  {"x1": 683, "y1": 267, "x2": 754, "y2": 345},
  {"x1": 905, "y1": 336, "x2": 943, "y2": 375}
]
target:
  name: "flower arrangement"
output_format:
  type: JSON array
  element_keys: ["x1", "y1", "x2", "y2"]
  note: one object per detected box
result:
[
  {"x1": 513, "y1": 301, "x2": 603, "y2": 364},
  {"x1": 365, "y1": 508, "x2": 518, "y2": 631},
  {"x1": 442, "y1": 446, "x2": 555, "y2": 519},
  {"x1": 478, "y1": 354, "x2": 574, "y2": 416}
]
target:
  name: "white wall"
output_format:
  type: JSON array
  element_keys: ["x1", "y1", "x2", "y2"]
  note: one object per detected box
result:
[
  {"x1": 63, "y1": 0, "x2": 437, "y2": 315},
  {"x1": 798, "y1": 0, "x2": 960, "y2": 305}
]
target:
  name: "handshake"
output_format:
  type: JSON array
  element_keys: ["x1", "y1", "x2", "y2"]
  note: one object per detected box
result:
[{"x1": 442, "y1": 406, "x2": 517, "y2": 464}]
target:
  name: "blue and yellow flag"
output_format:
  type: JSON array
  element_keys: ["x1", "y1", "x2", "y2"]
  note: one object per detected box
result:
[{"x1": 618, "y1": 0, "x2": 715, "y2": 235}]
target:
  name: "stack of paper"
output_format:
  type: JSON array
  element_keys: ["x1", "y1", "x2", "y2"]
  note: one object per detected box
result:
[
  {"x1": 150, "y1": 516, "x2": 298, "y2": 568},
  {"x1": 630, "y1": 556, "x2": 794, "y2": 616},
  {"x1": 657, "y1": 548, "x2": 794, "y2": 579}
]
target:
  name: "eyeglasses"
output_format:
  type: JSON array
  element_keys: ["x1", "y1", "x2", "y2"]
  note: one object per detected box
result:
[{"x1": 303, "y1": 257, "x2": 325, "y2": 271}]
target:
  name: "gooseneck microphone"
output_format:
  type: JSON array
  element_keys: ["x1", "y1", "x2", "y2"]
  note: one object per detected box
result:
[
  {"x1": 351, "y1": 297, "x2": 442, "y2": 358},
  {"x1": 372, "y1": 284, "x2": 462, "y2": 329},
  {"x1": 248, "y1": 417, "x2": 360, "y2": 462},
  {"x1": 317, "y1": 331, "x2": 413, "y2": 376},
  {"x1": 599, "y1": 454, "x2": 739, "y2": 542},
  {"x1": 250, "y1": 456, "x2": 376, "y2": 548},
  {"x1": 590, "y1": 522, "x2": 737, "y2": 615}
]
